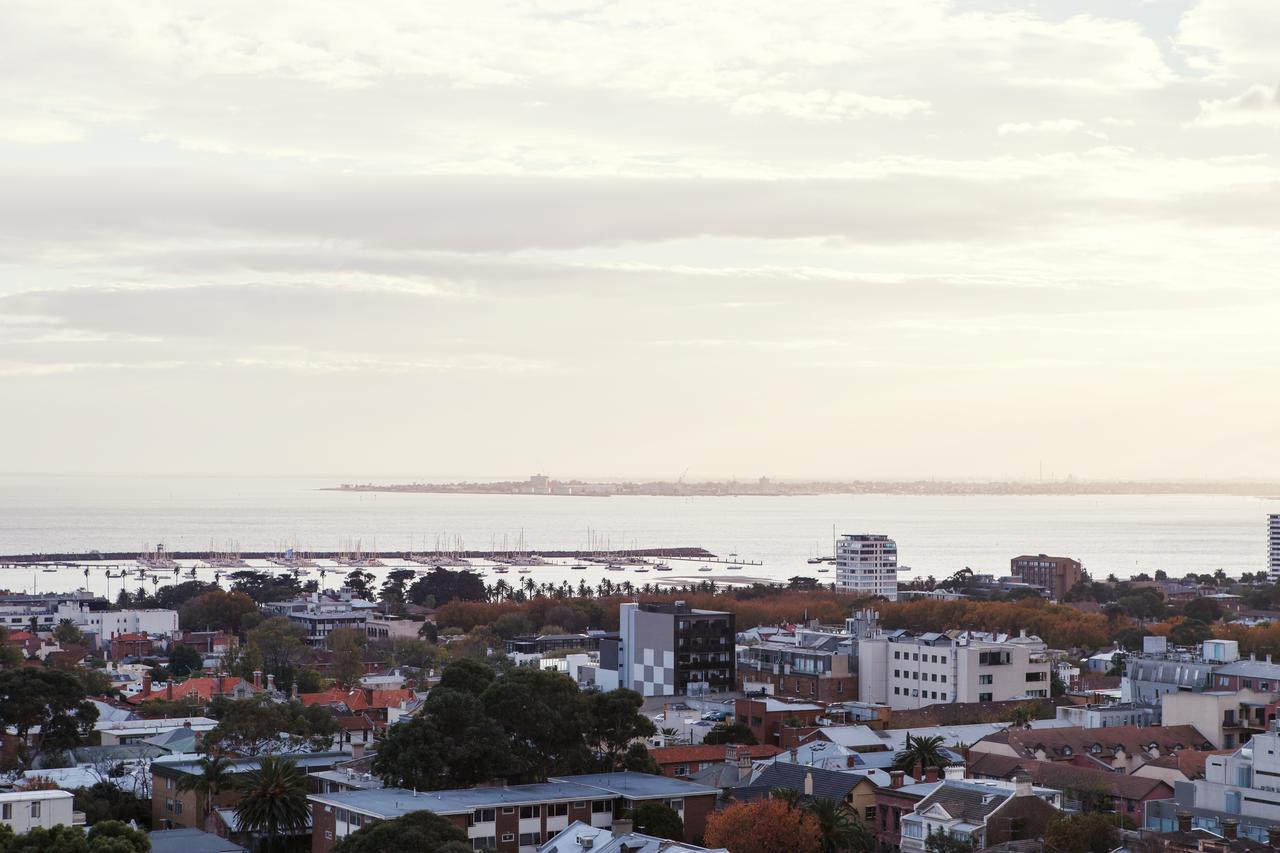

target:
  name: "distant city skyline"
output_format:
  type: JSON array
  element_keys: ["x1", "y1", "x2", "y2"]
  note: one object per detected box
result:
[{"x1": 3, "y1": 1, "x2": 1278, "y2": 479}]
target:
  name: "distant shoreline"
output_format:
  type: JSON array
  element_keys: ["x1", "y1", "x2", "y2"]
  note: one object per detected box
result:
[{"x1": 326, "y1": 480, "x2": 1280, "y2": 499}]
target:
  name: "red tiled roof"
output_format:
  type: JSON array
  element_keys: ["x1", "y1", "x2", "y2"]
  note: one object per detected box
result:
[
  {"x1": 113, "y1": 633, "x2": 150, "y2": 642},
  {"x1": 337, "y1": 715, "x2": 375, "y2": 731},
  {"x1": 967, "y1": 752, "x2": 1174, "y2": 801},
  {"x1": 978, "y1": 724, "x2": 1213, "y2": 760},
  {"x1": 299, "y1": 687, "x2": 415, "y2": 710},
  {"x1": 128, "y1": 675, "x2": 260, "y2": 704},
  {"x1": 650, "y1": 744, "x2": 784, "y2": 766}
]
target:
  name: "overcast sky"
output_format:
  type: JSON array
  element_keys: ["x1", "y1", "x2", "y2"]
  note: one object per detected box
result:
[{"x1": 2, "y1": 0, "x2": 1279, "y2": 481}]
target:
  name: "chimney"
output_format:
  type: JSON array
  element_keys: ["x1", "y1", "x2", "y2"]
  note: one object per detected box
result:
[
  {"x1": 944, "y1": 765, "x2": 966, "y2": 781},
  {"x1": 790, "y1": 747, "x2": 798, "y2": 763},
  {"x1": 612, "y1": 818, "x2": 633, "y2": 836},
  {"x1": 267, "y1": 673, "x2": 275, "y2": 691},
  {"x1": 923, "y1": 767, "x2": 940, "y2": 783},
  {"x1": 1221, "y1": 818, "x2": 1237, "y2": 840},
  {"x1": 890, "y1": 770, "x2": 905, "y2": 789},
  {"x1": 166, "y1": 681, "x2": 174, "y2": 701},
  {"x1": 142, "y1": 673, "x2": 152, "y2": 695},
  {"x1": 253, "y1": 670, "x2": 262, "y2": 689},
  {"x1": 1012, "y1": 770, "x2": 1033, "y2": 798},
  {"x1": 1176, "y1": 812, "x2": 1192, "y2": 833},
  {"x1": 804, "y1": 772, "x2": 814, "y2": 797},
  {"x1": 351, "y1": 742, "x2": 365, "y2": 760}
]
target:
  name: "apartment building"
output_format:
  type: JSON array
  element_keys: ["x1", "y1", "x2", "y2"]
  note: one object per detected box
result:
[
  {"x1": 264, "y1": 595, "x2": 371, "y2": 646},
  {"x1": 56, "y1": 603, "x2": 180, "y2": 648},
  {"x1": 1009, "y1": 554, "x2": 1083, "y2": 600},
  {"x1": 618, "y1": 602, "x2": 734, "y2": 697},
  {"x1": 736, "y1": 624, "x2": 856, "y2": 702},
  {"x1": 1270, "y1": 514, "x2": 1280, "y2": 580},
  {"x1": 1121, "y1": 638, "x2": 1236, "y2": 705},
  {"x1": 835, "y1": 534, "x2": 898, "y2": 600},
  {"x1": 858, "y1": 629, "x2": 1051, "y2": 711},
  {"x1": 1055, "y1": 701, "x2": 1156, "y2": 729},
  {"x1": 1162, "y1": 688, "x2": 1278, "y2": 749},
  {"x1": 308, "y1": 772, "x2": 718, "y2": 853}
]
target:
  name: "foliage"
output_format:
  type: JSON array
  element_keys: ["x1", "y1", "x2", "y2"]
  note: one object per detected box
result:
[
  {"x1": 344, "y1": 571, "x2": 375, "y2": 599},
  {"x1": 1006, "y1": 704, "x2": 1036, "y2": 727},
  {"x1": 632, "y1": 801, "x2": 684, "y2": 840},
  {"x1": 372, "y1": 688, "x2": 513, "y2": 791},
  {"x1": 176, "y1": 754, "x2": 235, "y2": 821},
  {"x1": 53, "y1": 620, "x2": 87, "y2": 646},
  {"x1": 233, "y1": 755, "x2": 310, "y2": 852},
  {"x1": 924, "y1": 827, "x2": 974, "y2": 853},
  {"x1": 804, "y1": 797, "x2": 873, "y2": 853},
  {"x1": 0, "y1": 821, "x2": 149, "y2": 853},
  {"x1": 1042, "y1": 812, "x2": 1122, "y2": 853},
  {"x1": 378, "y1": 569, "x2": 417, "y2": 609},
  {"x1": 1182, "y1": 597, "x2": 1222, "y2": 624},
  {"x1": 407, "y1": 568, "x2": 487, "y2": 606},
  {"x1": 73, "y1": 783, "x2": 152, "y2": 829},
  {"x1": 167, "y1": 644, "x2": 204, "y2": 677},
  {"x1": 482, "y1": 667, "x2": 594, "y2": 777},
  {"x1": 0, "y1": 668, "x2": 97, "y2": 753},
  {"x1": 0, "y1": 626, "x2": 25, "y2": 668},
  {"x1": 877, "y1": 598, "x2": 1112, "y2": 652},
  {"x1": 436, "y1": 658, "x2": 495, "y2": 696},
  {"x1": 179, "y1": 588, "x2": 260, "y2": 634},
  {"x1": 205, "y1": 696, "x2": 338, "y2": 755},
  {"x1": 702, "y1": 721, "x2": 758, "y2": 745},
  {"x1": 893, "y1": 735, "x2": 949, "y2": 773},
  {"x1": 1169, "y1": 618, "x2": 1212, "y2": 646},
  {"x1": 246, "y1": 617, "x2": 310, "y2": 687},
  {"x1": 227, "y1": 571, "x2": 302, "y2": 604},
  {"x1": 328, "y1": 627, "x2": 367, "y2": 688},
  {"x1": 368, "y1": 637, "x2": 443, "y2": 673},
  {"x1": 294, "y1": 667, "x2": 324, "y2": 693},
  {"x1": 588, "y1": 689, "x2": 656, "y2": 769},
  {"x1": 622, "y1": 742, "x2": 661, "y2": 774},
  {"x1": 332, "y1": 810, "x2": 470, "y2": 853},
  {"x1": 704, "y1": 799, "x2": 823, "y2": 853}
]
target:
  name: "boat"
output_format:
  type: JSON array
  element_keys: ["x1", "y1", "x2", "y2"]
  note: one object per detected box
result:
[
  {"x1": 726, "y1": 564, "x2": 743, "y2": 570},
  {"x1": 517, "y1": 568, "x2": 532, "y2": 574},
  {"x1": 571, "y1": 564, "x2": 587, "y2": 571},
  {"x1": 698, "y1": 565, "x2": 712, "y2": 572},
  {"x1": 137, "y1": 543, "x2": 178, "y2": 570},
  {"x1": 492, "y1": 566, "x2": 510, "y2": 574},
  {"x1": 654, "y1": 563, "x2": 672, "y2": 572},
  {"x1": 807, "y1": 557, "x2": 823, "y2": 564},
  {"x1": 606, "y1": 564, "x2": 625, "y2": 572},
  {"x1": 818, "y1": 567, "x2": 830, "y2": 573},
  {"x1": 41, "y1": 568, "x2": 57, "y2": 573},
  {"x1": 634, "y1": 567, "x2": 649, "y2": 573}
]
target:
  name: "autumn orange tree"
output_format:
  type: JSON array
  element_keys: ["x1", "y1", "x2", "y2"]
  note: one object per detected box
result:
[{"x1": 704, "y1": 799, "x2": 823, "y2": 853}]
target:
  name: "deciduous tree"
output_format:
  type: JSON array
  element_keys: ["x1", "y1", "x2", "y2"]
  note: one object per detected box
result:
[{"x1": 704, "y1": 799, "x2": 823, "y2": 853}]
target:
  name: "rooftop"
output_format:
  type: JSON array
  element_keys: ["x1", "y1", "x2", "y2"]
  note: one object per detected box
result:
[{"x1": 147, "y1": 828, "x2": 247, "y2": 853}]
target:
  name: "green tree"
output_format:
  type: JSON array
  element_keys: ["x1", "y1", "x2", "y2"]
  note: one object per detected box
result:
[
  {"x1": 924, "y1": 827, "x2": 973, "y2": 853},
  {"x1": 702, "y1": 722, "x2": 758, "y2": 745},
  {"x1": 589, "y1": 689, "x2": 657, "y2": 769},
  {"x1": 373, "y1": 689, "x2": 512, "y2": 790},
  {"x1": 0, "y1": 627, "x2": 24, "y2": 668},
  {"x1": 1183, "y1": 597, "x2": 1222, "y2": 624},
  {"x1": 179, "y1": 588, "x2": 259, "y2": 634},
  {"x1": 437, "y1": 658, "x2": 496, "y2": 696},
  {"x1": 85, "y1": 820, "x2": 150, "y2": 853},
  {"x1": 344, "y1": 571, "x2": 374, "y2": 599},
  {"x1": 205, "y1": 696, "x2": 338, "y2": 755},
  {"x1": 332, "y1": 810, "x2": 470, "y2": 853},
  {"x1": 622, "y1": 742, "x2": 661, "y2": 774},
  {"x1": 1042, "y1": 812, "x2": 1122, "y2": 853},
  {"x1": 167, "y1": 644, "x2": 204, "y2": 678},
  {"x1": 0, "y1": 668, "x2": 97, "y2": 756},
  {"x1": 1169, "y1": 618, "x2": 1213, "y2": 646},
  {"x1": 408, "y1": 568, "x2": 487, "y2": 606},
  {"x1": 176, "y1": 754, "x2": 235, "y2": 826},
  {"x1": 328, "y1": 627, "x2": 367, "y2": 688},
  {"x1": 294, "y1": 667, "x2": 324, "y2": 693},
  {"x1": 234, "y1": 755, "x2": 310, "y2": 853},
  {"x1": 246, "y1": 617, "x2": 309, "y2": 684},
  {"x1": 1006, "y1": 704, "x2": 1035, "y2": 727},
  {"x1": 72, "y1": 784, "x2": 151, "y2": 828},
  {"x1": 52, "y1": 620, "x2": 87, "y2": 647},
  {"x1": 893, "y1": 735, "x2": 949, "y2": 773},
  {"x1": 804, "y1": 797, "x2": 873, "y2": 853},
  {"x1": 632, "y1": 801, "x2": 684, "y2": 840},
  {"x1": 482, "y1": 668, "x2": 594, "y2": 778}
]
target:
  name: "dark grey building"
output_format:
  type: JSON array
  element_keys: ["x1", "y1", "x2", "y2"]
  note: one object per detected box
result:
[{"x1": 618, "y1": 601, "x2": 734, "y2": 697}]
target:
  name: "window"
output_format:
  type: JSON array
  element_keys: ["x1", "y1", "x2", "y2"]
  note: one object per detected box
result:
[
  {"x1": 979, "y1": 693, "x2": 993, "y2": 702},
  {"x1": 474, "y1": 808, "x2": 495, "y2": 823},
  {"x1": 1, "y1": 804, "x2": 10, "y2": 820},
  {"x1": 519, "y1": 833, "x2": 541, "y2": 846},
  {"x1": 668, "y1": 798, "x2": 684, "y2": 812},
  {"x1": 573, "y1": 801, "x2": 587, "y2": 809},
  {"x1": 674, "y1": 765, "x2": 688, "y2": 775},
  {"x1": 895, "y1": 651, "x2": 900, "y2": 659},
  {"x1": 502, "y1": 807, "x2": 515, "y2": 815},
  {"x1": 941, "y1": 675, "x2": 947, "y2": 683},
  {"x1": 941, "y1": 656, "x2": 947, "y2": 664},
  {"x1": 592, "y1": 800, "x2": 612, "y2": 813},
  {"x1": 1026, "y1": 672, "x2": 1047, "y2": 682},
  {"x1": 30, "y1": 802, "x2": 39, "y2": 819},
  {"x1": 894, "y1": 669, "x2": 899, "y2": 678},
  {"x1": 894, "y1": 687, "x2": 900, "y2": 695},
  {"x1": 549, "y1": 803, "x2": 568, "y2": 817},
  {"x1": 979, "y1": 674, "x2": 993, "y2": 685},
  {"x1": 903, "y1": 822, "x2": 923, "y2": 839},
  {"x1": 472, "y1": 838, "x2": 497, "y2": 851},
  {"x1": 175, "y1": 801, "x2": 183, "y2": 815},
  {"x1": 940, "y1": 693, "x2": 947, "y2": 700},
  {"x1": 519, "y1": 805, "x2": 541, "y2": 819},
  {"x1": 501, "y1": 834, "x2": 515, "y2": 843},
  {"x1": 165, "y1": 798, "x2": 173, "y2": 813}
]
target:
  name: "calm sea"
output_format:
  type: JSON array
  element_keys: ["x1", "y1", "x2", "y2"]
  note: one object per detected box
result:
[{"x1": 0, "y1": 474, "x2": 1274, "y2": 597}]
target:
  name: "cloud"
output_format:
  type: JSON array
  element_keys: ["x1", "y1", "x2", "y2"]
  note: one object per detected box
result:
[
  {"x1": 1192, "y1": 83, "x2": 1280, "y2": 127},
  {"x1": 731, "y1": 90, "x2": 931, "y2": 122},
  {"x1": 0, "y1": 114, "x2": 82, "y2": 145},
  {"x1": 997, "y1": 119, "x2": 1084, "y2": 135}
]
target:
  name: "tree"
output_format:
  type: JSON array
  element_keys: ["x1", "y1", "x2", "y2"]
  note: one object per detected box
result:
[
  {"x1": 0, "y1": 821, "x2": 148, "y2": 853},
  {"x1": 704, "y1": 799, "x2": 823, "y2": 853},
  {"x1": 702, "y1": 722, "x2": 758, "y2": 745},
  {"x1": 379, "y1": 569, "x2": 416, "y2": 610},
  {"x1": 622, "y1": 742, "x2": 661, "y2": 774},
  {"x1": 72, "y1": 783, "x2": 151, "y2": 828},
  {"x1": 0, "y1": 668, "x2": 97, "y2": 757},
  {"x1": 632, "y1": 801, "x2": 684, "y2": 840},
  {"x1": 206, "y1": 696, "x2": 338, "y2": 755},
  {"x1": 924, "y1": 827, "x2": 973, "y2": 853},
  {"x1": 234, "y1": 755, "x2": 310, "y2": 852},
  {"x1": 294, "y1": 667, "x2": 324, "y2": 693},
  {"x1": 1006, "y1": 704, "x2": 1035, "y2": 728},
  {"x1": 176, "y1": 754, "x2": 235, "y2": 826},
  {"x1": 589, "y1": 689, "x2": 656, "y2": 769},
  {"x1": 804, "y1": 797, "x2": 873, "y2": 853},
  {"x1": 168, "y1": 644, "x2": 204, "y2": 677},
  {"x1": 179, "y1": 588, "x2": 259, "y2": 634},
  {"x1": 893, "y1": 735, "x2": 949, "y2": 773},
  {"x1": 437, "y1": 658, "x2": 496, "y2": 696},
  {"x1": 408, "y1": 568, "x2": 487, "y2": 606},
  {"x1": 344, "y1": 571, "x2": 375, "y2": 599},
  {"x1": 328, "y1": 627, "x2": 367, "y2": 688},
  {"x1": 246, "y1": 617, "x2": 309, "y2": 684},
  {"x1": 1183, "y1": 597, "x2": 1222, "y2": 624},
  {"x1": 1042, "y1": 812, "x2": 1122, "y2": 853},
  {"x1": 332, "y1": 810, "x2": 470, "y2": 853},
  {"x1": 52, "y1": 620, "x2": 87, "y2": 647},
  {"x1": 1169, "y1": 618, "x2": 1213, "y2": 646},
  {"x1": 482, "y1": 668, "x2": 594, "y2": 778},
  {"x1": 373, "y1": 689, "x2": 512, "y2": 790},
  {"x1": 85, "y1": 820, "x2": 150, "y2": 853}
]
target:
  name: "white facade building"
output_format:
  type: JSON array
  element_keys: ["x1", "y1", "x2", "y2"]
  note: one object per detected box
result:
[
  {"x1": 0, "y1": 790, "x2": 79, "y2": 833},
  {"x1": 1270, "y1": 514, "x2": 1280, "y2": 580},
  {"x1": 835, "y1": 534, "x2": 898, "y2": 600},
  {"x1": 55, "y1": 604, "x2": 179, "y2": 647},
  {"x1": 859, "y1": 630, "x2": 1051, "y2": 710}
]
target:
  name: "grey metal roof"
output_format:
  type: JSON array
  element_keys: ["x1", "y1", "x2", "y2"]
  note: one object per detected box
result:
[
  {"x1": 147, "y1": 828, "x2": 246, "y2": 853},
  {"x1": 311, "y1": 782, "x2": 618, "y2": 817},
  {"x1": 553, "y1": 771, "x2": 719, "y2": 799},
  {"x1": 914, "y1": 781, "x2": 1011, "y2": 822},
  {"x1": 154, "y1": 751, "x2": 350, "y2": 777}
]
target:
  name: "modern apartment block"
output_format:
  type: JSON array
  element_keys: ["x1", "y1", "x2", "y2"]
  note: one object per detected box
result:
[
  {"x1": 1270, "y1": 514, "x2": 1280, "y2": 580},
  {"x1": 1009, "y1": 554, "x2": 1083, "y2": 600},
  {"x1": 618, "y1": 602, "x2": 733, "y2": 697},
  {"x1": 835, "y1": 534, "x2": 899, "y2": 600},
  {"x1": 735, "y1": 624, "x2": 856, "y2": 702},
  {"x1": 858, "y1": 629, "x2": 1051, "y2": 710},
  {"x1": 308, "y1": 772, "x2": 719, "y2": 853},
  {"x1": 263, "y1": 594, "x2": 372, "y2": 646}
]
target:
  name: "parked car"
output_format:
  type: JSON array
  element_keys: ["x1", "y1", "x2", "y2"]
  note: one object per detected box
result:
[{"x1": 701, "y1": 710, "x2": 728, "y2": 722}]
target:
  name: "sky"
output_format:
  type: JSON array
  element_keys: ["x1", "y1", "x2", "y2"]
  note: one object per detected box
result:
[{"x1": 2, "y1": 0, "x2": 1279, "y2": 481}]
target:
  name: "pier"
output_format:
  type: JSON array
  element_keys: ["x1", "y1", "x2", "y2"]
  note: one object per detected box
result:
[{"x1": 0, "y1": 547, "x2": 717, "y2": 565}]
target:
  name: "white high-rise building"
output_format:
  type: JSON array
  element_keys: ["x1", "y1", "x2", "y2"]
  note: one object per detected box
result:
[
  {"x1": 835, "y1": 534, "x2": 898, "y2": 600},
  {"x1": 1270, "y1": 514, "x2": 1280, "y2": 580}
]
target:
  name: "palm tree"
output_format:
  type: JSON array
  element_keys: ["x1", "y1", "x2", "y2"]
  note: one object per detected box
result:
[
  {"x1": 1007, "y1": 704, "x2": 1035, "y2": 728},
  {"x1": 892, "y1": 734, "x2": 949, "y2": 774},
  {"x1": 233, "y1": 756, "x2": 309, "y2": 852},
  {"x1": 177, "y1": 754, "x2": 235, "y2": 830},
  {"x1": 804, "y1": 797, "x2": 873, "y2": 853},
  {"x1": 770, "y1": 786, "x2": 803, "y2": 810}
]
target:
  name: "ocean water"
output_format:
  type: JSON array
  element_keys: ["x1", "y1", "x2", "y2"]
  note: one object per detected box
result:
[{"x1": 0, "y1": 474, "x2": 1274, "y2": 598}]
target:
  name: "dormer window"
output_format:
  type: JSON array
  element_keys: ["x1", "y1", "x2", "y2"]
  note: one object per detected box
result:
[{"x1": 1061, "y1": 747, "x2": 1072, "y2": 756}]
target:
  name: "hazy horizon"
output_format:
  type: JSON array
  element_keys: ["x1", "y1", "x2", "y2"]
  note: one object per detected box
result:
[{"x1": 4, "y1": 1, "x2": 1279, "y2": 480}]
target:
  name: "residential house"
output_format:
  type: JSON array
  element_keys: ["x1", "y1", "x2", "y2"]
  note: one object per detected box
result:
[
  {"x1": 647, "y1": 744, "x2": 783, "y2": 778},
  {"x1": 733, "y1": 697, "x2": 825, "y2": 746},
  {"x1": 0, "y1": 790, "x2": 81, "y2": 833},
  {"x1": 899, "y1": 771, "x2": 1061, "y2": 853},
  {"x1": 969, "y1": 724, "x2": 1214, "y2": 774},
  {"x1": 537, "y1": 820, "x2": 729, "y2": 852},
  {"x1": 965, "y1": 751, "x2": 1174, "y2": 821}
]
